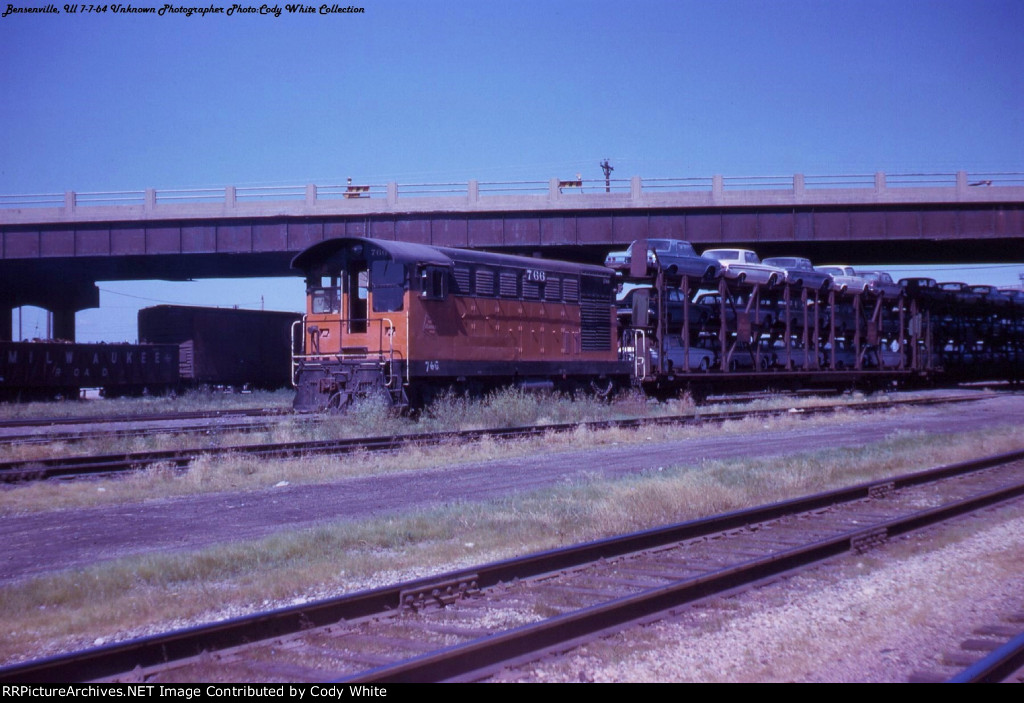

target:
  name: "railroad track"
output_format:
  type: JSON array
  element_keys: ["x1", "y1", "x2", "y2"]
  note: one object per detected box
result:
[
  {"x1": 0, "y1": 386, "x2": 831, "y2": 448},
  {"x1": 0, "y1": 393, "x2": 992, "y2": 483},
  {"x1": 946, "y1": 631, "x2": 1024, "y2": 683},
  {"x1": 3, "y1": 448, "x2": 1022, "y2": 683},
  {"x1": 0, "y1": 417, "x2": 315, "y2": 448},
  {"x1": 0, "y1": 390, "x2": 823, "y2": 448},
  {"x1": 0, "y1": 407, "x2": 289, "y2": 430}
]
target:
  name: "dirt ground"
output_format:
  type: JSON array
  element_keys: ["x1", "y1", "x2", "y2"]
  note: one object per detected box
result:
[{"x1": 2, "y1": 394, "x2": 1023, "y2": 583}]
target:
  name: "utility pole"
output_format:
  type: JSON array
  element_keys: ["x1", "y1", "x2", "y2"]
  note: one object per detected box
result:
[{"x1": 600, "y1": 159, "x2": 613, "y2": 193}]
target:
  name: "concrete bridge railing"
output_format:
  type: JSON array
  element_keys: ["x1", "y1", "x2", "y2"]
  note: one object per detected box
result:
[{"x1": 2, "y1": 171, "x2": 1022, "y2": 225}]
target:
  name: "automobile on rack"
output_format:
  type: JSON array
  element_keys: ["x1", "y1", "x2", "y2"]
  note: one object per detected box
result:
[
  {"x1": 700, "y1": 249, "x2": 786, "y2": 286},
  {"x1": 616, "y1": 286, "x2": 714, "y2": 329},
  {"x1": 762, "y1": 257, "x2": 832, "y2": 291},
  {"x1": 862, "y1": 343, "x2": 904, "y2": 369},
  {"x1": 722, "y1": 340, "x2": 777, "y2": 371},
  {"x1": 815, "y1": 265, "x2": 868, "y2": 294},
  {"x1": 898, "y1": 277, "x2": 945, "y2": 303},
  {"x1": 968, "y1": 285, "x2": 1011, "y2": 306},
  {"x1": 605, "y1": 239, "x2": 720, "y2": 279},
  {"x1": 998, "y1": 288, "x2": 1024, "y2": 305},
  {"x1": 936, "y1": 282, "x2": 980, "y2": 305},
  {"x1": 857, "y1": 270, "x2": 903, "y2": 299},
  {"x1": 769, "y1": 339, "x2": 823, "y2": 370},
  {"x1": 649, "y1": 334, "x2": 717, "y2": 372},
  {"x1": 822, "y1": 340, "x2": 860, "y2": 369},
  {"x1": 693, "y1": 291, "x2": 777, "y2": 328}
]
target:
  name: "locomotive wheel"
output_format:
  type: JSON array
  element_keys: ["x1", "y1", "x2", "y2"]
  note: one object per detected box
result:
[
  {"x1": 352, "y1": 381, "x2": 393, "y2": 408},
  {"x1": 589, "y1": 377, "x2": 615, "y2": 399},
  {"x1": 326, "y1": 390, "x2": 352, "y2": 413}
]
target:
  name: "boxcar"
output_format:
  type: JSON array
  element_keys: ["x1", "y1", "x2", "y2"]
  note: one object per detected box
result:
[{"x1": 138, "y1": 305, "x2": 301, "y2": 389}]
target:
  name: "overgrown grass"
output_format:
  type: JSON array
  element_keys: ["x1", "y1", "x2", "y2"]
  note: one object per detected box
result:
[
  {"x1": 0, "y1": 401, "x2": 916, "y2": 516},
  {"x1": 2, "y1": 423, "x2": 1022, "y2": 665},
  {"x1": 2, "y1": 384, "x2": 956, "y2": 466}
]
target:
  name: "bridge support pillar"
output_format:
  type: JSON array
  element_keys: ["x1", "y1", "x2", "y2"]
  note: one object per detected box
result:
[
  {"x1": 0, "y1": 277, "x2": 99, "y2": 342},
  {"x1": 52, "y1": 309, "x2": 76, "y2": 342}
]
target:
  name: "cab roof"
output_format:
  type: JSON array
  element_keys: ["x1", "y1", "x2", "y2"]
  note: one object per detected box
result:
[{"x1": 292, "y1": 237, "x2": 611, "y2": 277}]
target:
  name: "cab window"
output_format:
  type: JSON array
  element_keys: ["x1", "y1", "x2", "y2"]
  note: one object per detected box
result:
[
  {"x1": 420, "y1": 266, "x2": 449, "y2": 300},
  {"x1": 371, "y1": 259, "x2": 406, "y2": 312},
  {"x1": 311, "y1": 276, "x2": 340, "y2": 314}
]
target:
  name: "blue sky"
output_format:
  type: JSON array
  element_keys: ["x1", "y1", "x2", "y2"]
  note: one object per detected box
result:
[{"x1": 2, "y1": 0, "x2": 1023, "y2": 340}]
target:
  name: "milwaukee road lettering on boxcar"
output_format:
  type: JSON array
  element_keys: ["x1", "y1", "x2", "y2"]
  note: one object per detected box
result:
[{"x1": 0, "y1": 342, "x2": 179, "y2": 392}]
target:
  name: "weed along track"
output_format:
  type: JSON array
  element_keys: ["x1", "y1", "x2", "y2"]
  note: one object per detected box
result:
[
  {"x1": 0, "y1": 392, "x2": 992, "y2": 483},
  {"x1": 3, "y1": 450, "x2": 1024, "y2": 683}
]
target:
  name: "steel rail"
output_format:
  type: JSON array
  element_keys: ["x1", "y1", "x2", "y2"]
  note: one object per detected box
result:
[
  {"x1": 349, "y1": 476, "x2": 1024, "y2": 683},
  {"x1": 0, "y1": 393, "x2": 990, "y2": 483},
  {"x1": 0, "y1": 389, "x2": 796, "y2": 433},
  {"x1": 947, "y1": 631, "x2": 1024, "y2": 683},
  {"x1": 0, "y1": 407, "x2": 288, "y2": 430},
  {"x1": 0, "y1": 418, "x2": 318, "y2": 448},
  {"x1": 0, "y1": 393, "x2": 782, "y2": 447},
  {"x1": 1, "y1": 448, "x2": 1022, "y2": 683}
]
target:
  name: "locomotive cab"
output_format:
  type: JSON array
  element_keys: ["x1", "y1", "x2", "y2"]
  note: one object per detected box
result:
[{"x1": 291, "y1": 238, "x2": 451, "y2": 411}]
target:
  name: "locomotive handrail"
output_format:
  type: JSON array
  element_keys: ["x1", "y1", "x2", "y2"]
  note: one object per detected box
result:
[
  {"x1": 290, "y1": 319, "x2": 304, "y2": 387},
  {"x1": 292, "y1": 317, "x2": 403, "y2": 366},
  {"x1": 292, "y1": 318, "x2": 402, "y2": 362},
  {"x1": 379, "y1": 317, "x2": 401, "y2": 390},
  {"x1": 623, "y1": 328, "x2": 648, "y2": 381}
]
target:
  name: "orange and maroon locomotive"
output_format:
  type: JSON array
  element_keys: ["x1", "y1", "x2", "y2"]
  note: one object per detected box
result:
[{"x1": 290, "y1": 237, "x2": 631, "y2": 412}]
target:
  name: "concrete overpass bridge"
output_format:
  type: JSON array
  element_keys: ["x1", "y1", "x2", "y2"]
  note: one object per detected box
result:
[{"x1": 1, "y1": 170, "x2": 1022, "y2": 340}]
